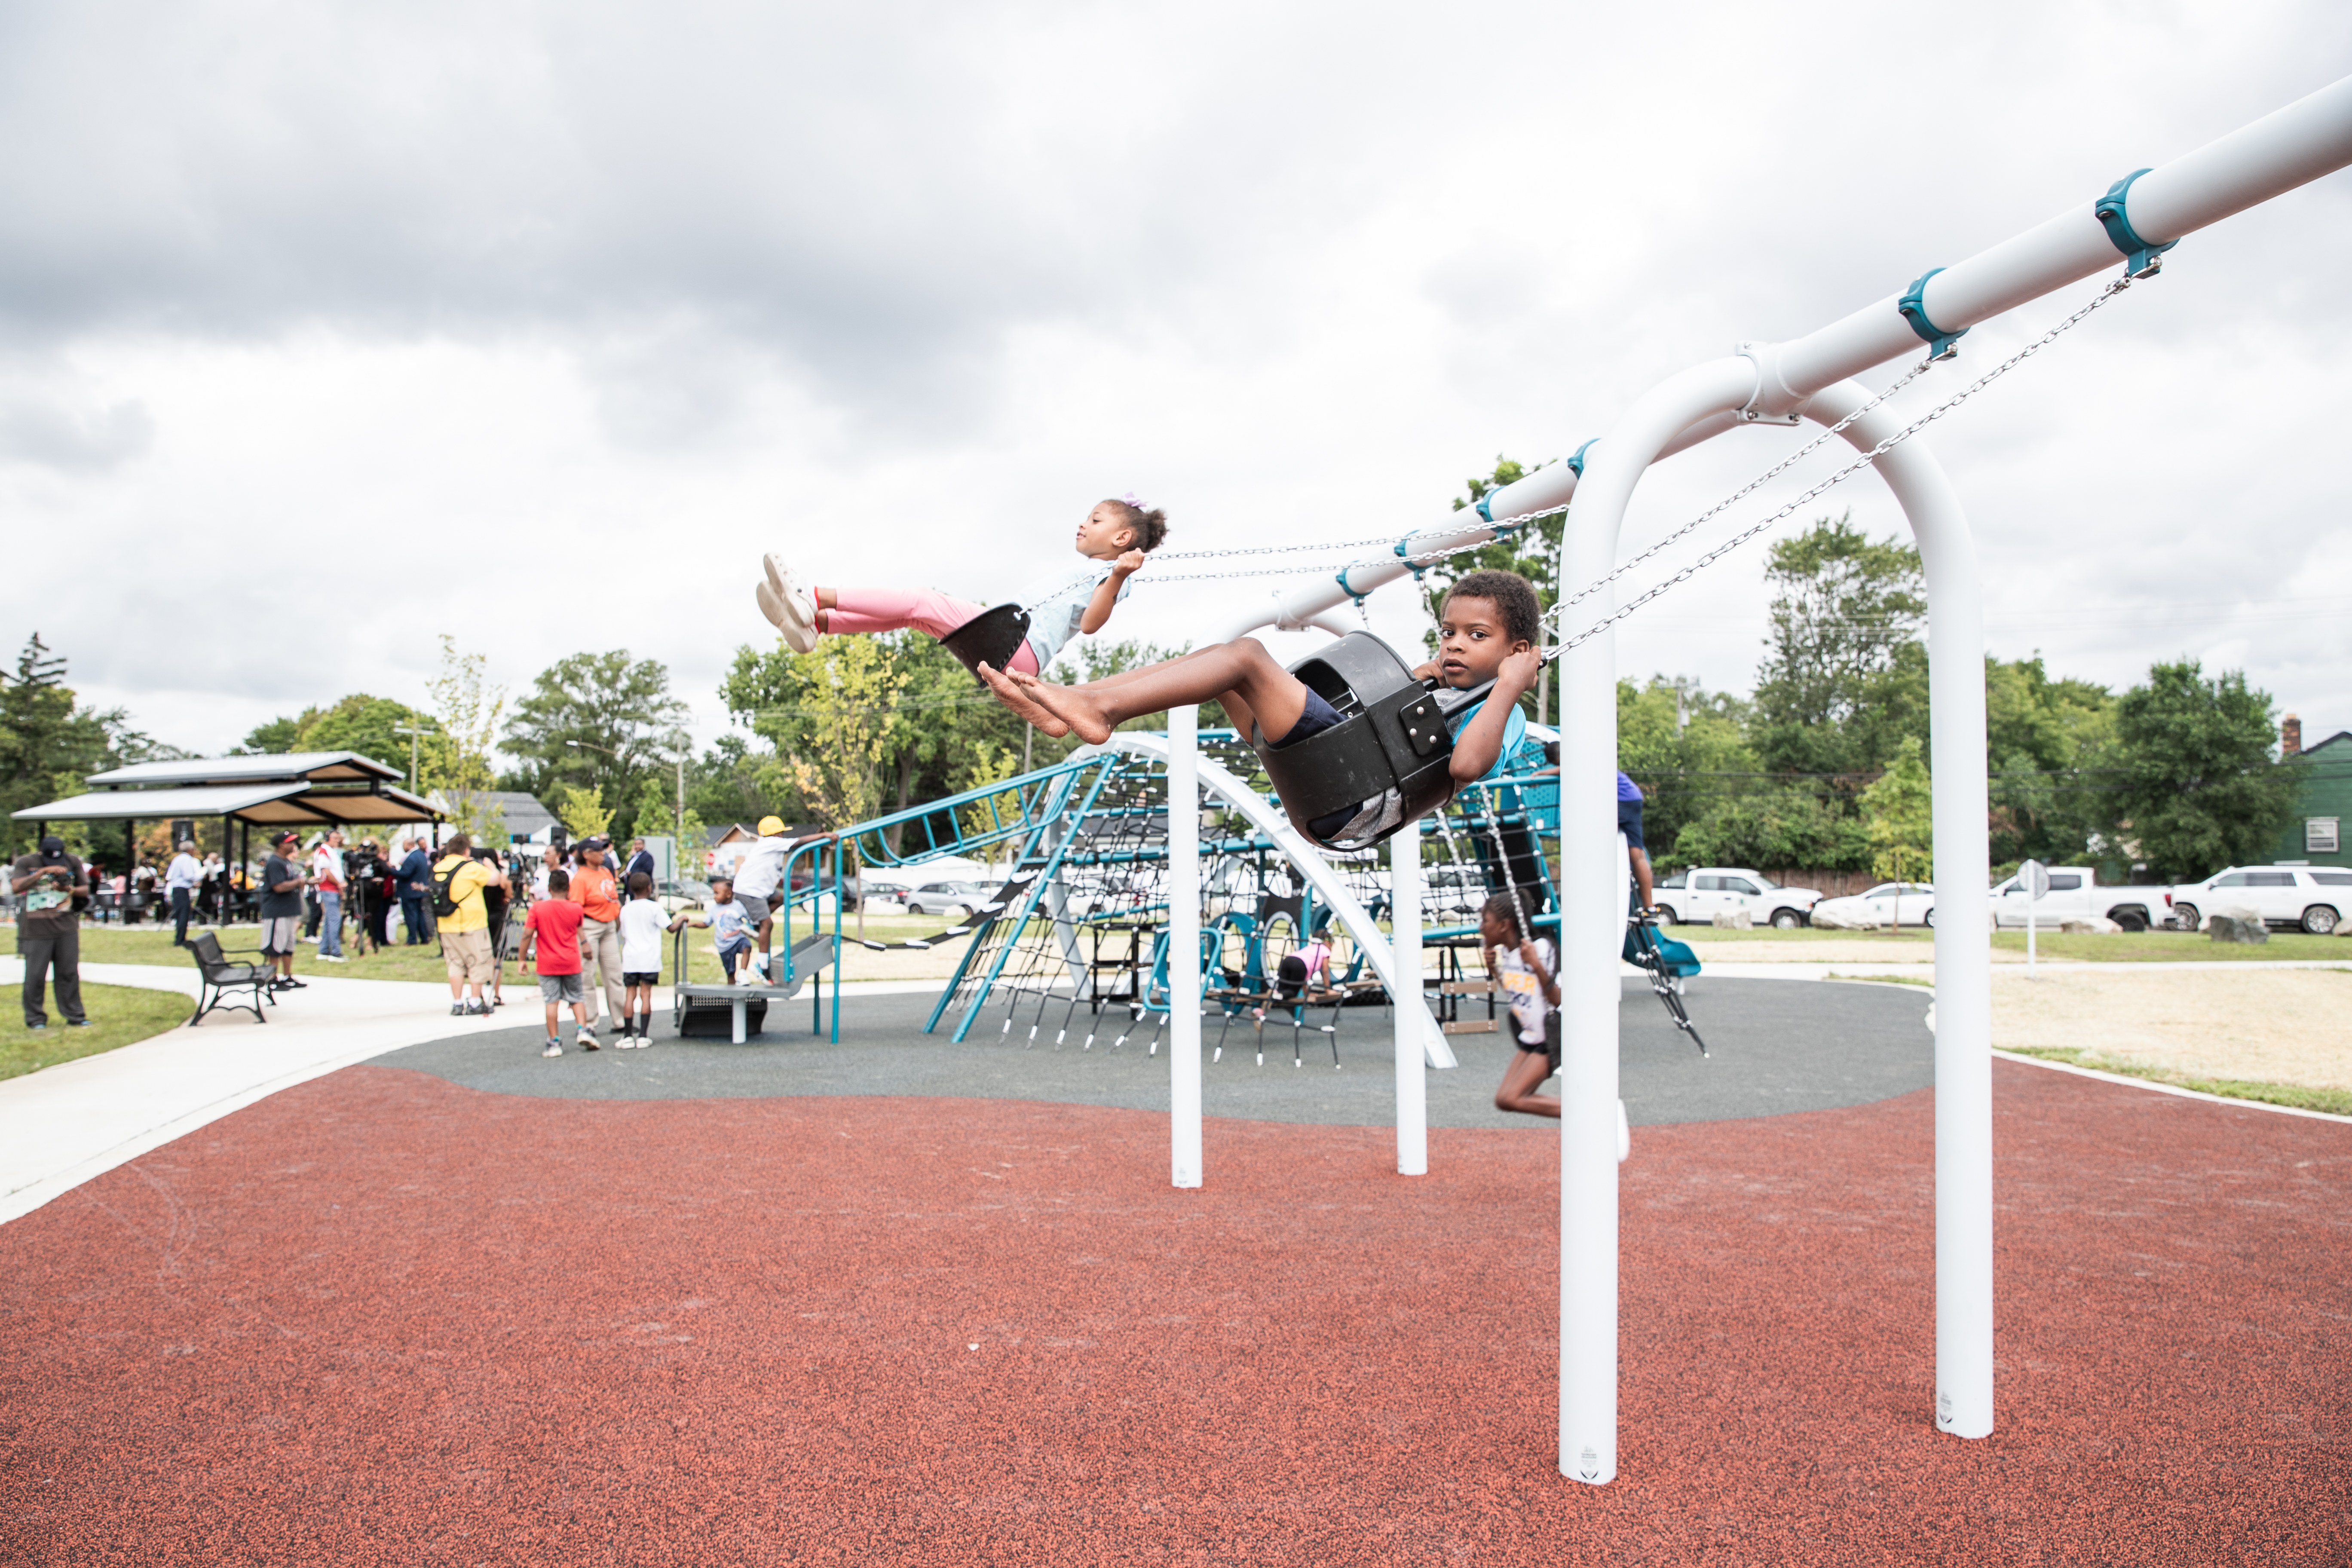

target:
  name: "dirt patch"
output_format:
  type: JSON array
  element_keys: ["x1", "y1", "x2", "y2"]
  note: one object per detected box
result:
[{"x1": 1991, "y1": 967, "x2": 2352, "y2": 1092}]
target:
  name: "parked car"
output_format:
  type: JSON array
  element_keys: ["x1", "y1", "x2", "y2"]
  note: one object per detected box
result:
[
  {"x1": 1807, "y1": 882, "x2": 1937, "y2": 928},
  {"x1": 2166, "y1": 865, "x2": 2352, "y2": 935},
  {"x1": 1651, "y1": 868, "x2": 1822, "y2": 928},
  {"x1": 906, "y1": 880, "x2": 988, "y2": 918},
  {"x1": 1989, "y1": 868, "x2": 2168, "y2": 932}
]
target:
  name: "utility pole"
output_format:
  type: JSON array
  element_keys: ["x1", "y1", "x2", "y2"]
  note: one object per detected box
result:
[{"x1": 394, "y1": 723, "x2": 425, "y2": 792}]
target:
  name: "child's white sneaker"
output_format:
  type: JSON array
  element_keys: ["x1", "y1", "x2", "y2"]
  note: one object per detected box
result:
[{"x1": 759, "y1": 555, "x2": 818, "y2": 653}]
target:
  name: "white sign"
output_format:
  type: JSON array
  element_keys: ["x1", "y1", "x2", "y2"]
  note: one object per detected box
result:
[{"x1": 2019, "y1": 858, "x2": 2051, "y2": 899}]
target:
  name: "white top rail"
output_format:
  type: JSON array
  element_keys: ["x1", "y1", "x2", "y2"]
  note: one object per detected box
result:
[{"x1": 1216, "y1": 72, "x2": 2352, "y2": 643}]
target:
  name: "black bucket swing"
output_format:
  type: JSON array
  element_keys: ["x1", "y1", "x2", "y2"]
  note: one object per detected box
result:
[
  {"x1": 937, "y1": 603, "x2": 1034, "y2": 682},
  {"x1": 1249, "y1": 631, "x2": 1493, "y2": 853}
]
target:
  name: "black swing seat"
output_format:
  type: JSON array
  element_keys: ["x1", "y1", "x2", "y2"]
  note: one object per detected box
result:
[
  {"x1": 1250, "y1": 631, "x2": 1491, "y2": 851},
  {"x1": 187, "y1": 931, "x2": 273, "y2": 1026},
  {"x1": 937, "y1": 603, "x2": 1034, "y2": 683}
]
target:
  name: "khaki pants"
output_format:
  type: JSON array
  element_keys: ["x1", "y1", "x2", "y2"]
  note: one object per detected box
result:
[{"x1": 579, "y1": 916, "x2": 625, "y2": 1024}]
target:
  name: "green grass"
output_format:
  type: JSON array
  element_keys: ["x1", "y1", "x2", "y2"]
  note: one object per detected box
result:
[
  {"x1": 1677, "y1": 924, "x2": 1937, "y2": 944},
  {"x1": 1986, "y1": 929, "x2": 2352, "y2": 963},
  {"x1": 2, "y1": 981, "x2": 194, "y2": 1081},
  {"x1": 1997, "y1": 1044, "x2": 2352, "y2": 1117}
]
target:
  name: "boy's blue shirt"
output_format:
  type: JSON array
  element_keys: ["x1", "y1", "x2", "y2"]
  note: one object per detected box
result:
[{"x1": 1444, "y1": 694, "x2": 1527, "y2": 785}]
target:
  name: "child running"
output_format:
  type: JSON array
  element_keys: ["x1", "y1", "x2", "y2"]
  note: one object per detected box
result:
[
  {"x1": 756, "y1": 496, "x2": 1169, "y2": 675},
  {"x1": 616, "y1": 870, "x2": 667, "y2": 1047},
  {"x1": 1482, "y1": 891, "x2": 1562, "y2": 1118},
  {"x1": 983, "y1": 568, "x2": 1545, "y2": 844},
  {"x1": 521, "y1": 867, "x2": 592, "y2": 1057}
]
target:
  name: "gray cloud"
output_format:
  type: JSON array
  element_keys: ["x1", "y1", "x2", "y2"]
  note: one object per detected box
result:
[{"x1": 0, "y1": 396, "x2": 153, "y2": 472}]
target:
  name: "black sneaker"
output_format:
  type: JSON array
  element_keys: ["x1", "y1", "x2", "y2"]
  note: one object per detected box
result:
[
  {"x1": 66, "y1": 1018, "x2": 91, "y2": 1028},
  {"x1": 277, "y1": 978, "x2": 307, "y2": 990},
  {"x1": 450, "y1": 1002, "x2": 466, "y2": 1017}
]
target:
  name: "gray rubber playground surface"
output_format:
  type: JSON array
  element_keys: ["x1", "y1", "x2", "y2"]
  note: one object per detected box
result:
[{"x1": 371, "y1": 977, "x2": 1934, "y2": 1130}]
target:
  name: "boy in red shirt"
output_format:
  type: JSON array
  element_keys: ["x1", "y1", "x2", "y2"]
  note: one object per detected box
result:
[{"x1": 521, "y1": 867, "x2": 593, "y2": 1057}]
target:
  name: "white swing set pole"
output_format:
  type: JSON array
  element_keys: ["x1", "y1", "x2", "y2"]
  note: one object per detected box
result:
[
  {"x1": 1550, "y1": 76, "x2": 2352, "y2": 1486},
  {"x1": 1391, "y1": 819, "x2": 1428, "y2": 1176},
  {"x1": 1168, "y1": 704, "x2": 1204, "y2": 1190}
]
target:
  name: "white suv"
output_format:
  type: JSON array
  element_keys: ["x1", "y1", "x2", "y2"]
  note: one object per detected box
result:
[{"x1": 2167, "y1": 866, "x2": 2351, "y2": 935}]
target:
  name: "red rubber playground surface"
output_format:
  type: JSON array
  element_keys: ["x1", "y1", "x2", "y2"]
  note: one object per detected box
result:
[{"x1": 4, "y1": 1060, "x2": 2348, "y2": 1565}]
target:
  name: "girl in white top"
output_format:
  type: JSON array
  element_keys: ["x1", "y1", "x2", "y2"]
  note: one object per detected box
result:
[
  {"x1": 1482, "y1": 890, "x2": 1562, "y2": 1118},
  {"x1": 754, "y1": 496, "x2": 1167, "y2": 675}
]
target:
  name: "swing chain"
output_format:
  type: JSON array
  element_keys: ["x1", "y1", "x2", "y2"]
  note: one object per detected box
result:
[{"x1": 1542, "y1": 275, "x2": 2136, "y2": 662}]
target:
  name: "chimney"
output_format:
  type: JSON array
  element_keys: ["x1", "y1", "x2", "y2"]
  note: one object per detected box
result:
[{"x1": 2282, "y1": 713, "x2": 2302, "y2": 758}]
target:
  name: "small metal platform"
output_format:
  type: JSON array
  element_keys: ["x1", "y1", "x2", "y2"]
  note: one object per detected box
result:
[{"x1": 672, "y1": 930, "x2": 839, "y2": 1043}]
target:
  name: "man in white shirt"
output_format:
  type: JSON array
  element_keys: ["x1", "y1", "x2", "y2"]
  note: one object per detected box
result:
[{"x1": 165, "y1": 839, "x2": 203, "y2": 947}]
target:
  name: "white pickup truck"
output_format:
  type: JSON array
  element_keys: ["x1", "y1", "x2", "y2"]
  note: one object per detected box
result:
[
  {"x1": 1651, "y1": 868, "x2": 1822, "y2": 929},
  {"x1": 1989, "y1": 867, "x2": 2169, "y2": 933}
]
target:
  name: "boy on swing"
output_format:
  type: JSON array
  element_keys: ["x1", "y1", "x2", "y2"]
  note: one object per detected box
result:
[{"x1": 980, "y1": 568, "x2": 1546, "y2": 839}]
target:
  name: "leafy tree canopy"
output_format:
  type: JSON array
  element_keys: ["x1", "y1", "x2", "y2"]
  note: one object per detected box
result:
[
  {"x1": 501, "y1": 650, "x2": 689, "y2": 840},
  {"x1": 2110, "y1": 659, "x2": 2294, "y2": 881}
]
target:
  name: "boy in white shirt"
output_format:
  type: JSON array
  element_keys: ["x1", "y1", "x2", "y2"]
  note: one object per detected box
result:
[{"x1": 615, "y1": 870, "x2": 668, "y2": 1047}]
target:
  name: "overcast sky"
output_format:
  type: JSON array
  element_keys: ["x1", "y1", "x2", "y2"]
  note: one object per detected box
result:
[{"x1": 4, "y1": 1, "x2": 2348, "y2": 763}]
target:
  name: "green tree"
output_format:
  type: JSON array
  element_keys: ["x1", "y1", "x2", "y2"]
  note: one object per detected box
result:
[
  {"x1": 1616, "y1": 675, "x2": 1758, "y2": 865},
  {"x1": 2109, "y1": 659, "x2": 2295, "y2": 881},
  {"x1": 0, "y1": 635, "x2": 180, "y2": 858},
  {"x1": 1432, "y1": 456, "x2": 1565, "y2": 719},
  {"x1": 551, "y1": 782, "x2": 614, "y2": 842},
  {"x1": 239, "y1": 715, "x2": 303, "y2": 753},
  {"x1": 1860, "y1": 734, "x2": 1934, "y2": 882},
  {"x1": 297, "y1": 694, "x2": 435, "y2": 774},
  {"x1": 501, "y1": 651, "x2": 691, "y2": 842},
  {"x1": 1984, "y1": 655, "x2": 2115, "y2": 871},
  {"x1": 422, "y1": 636, "x2": 508, "y2": 846},
  {"x1": 1750, "y1": 514, "x2": 1929, "y2": 780},
  {"x1": 1669, "y1": 789, "x2": 1870, "y2": 872}
]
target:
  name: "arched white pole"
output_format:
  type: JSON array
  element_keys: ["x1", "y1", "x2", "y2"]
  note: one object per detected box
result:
[
  {"x1": 1392, "y1": 822, "x2": 1428, "y2": 1176},
  {"x1": 1804, "y1": 381, "x2": 1993, "y2": 1439},
  {"x1": 1168, "y1": 704, "x2": 1203, "y2": 1190},
  {"x1": 1558, "y1": 359, "x2": 1759, "y2": 1486}
]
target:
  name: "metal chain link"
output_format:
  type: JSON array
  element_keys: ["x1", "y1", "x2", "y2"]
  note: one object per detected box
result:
[{"x1": 1543, "y1": 276, "x2": 2135, "y2": 662}]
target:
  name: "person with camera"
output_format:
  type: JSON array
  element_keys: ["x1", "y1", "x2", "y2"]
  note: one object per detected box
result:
[
  {"x1": 395, "y1": 835, "x2": 431, "y2": 945},
  {"x1": 12, "y1": 835, "x2": 92, "y2": 1030}
]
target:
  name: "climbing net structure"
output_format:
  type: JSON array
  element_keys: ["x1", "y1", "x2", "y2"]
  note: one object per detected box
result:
[{"x1": 774, "y1": 722, "x2": 1562, "y2": 1066}]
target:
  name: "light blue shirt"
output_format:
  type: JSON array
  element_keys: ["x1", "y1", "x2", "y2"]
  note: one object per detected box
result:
[
  {"x1": 1018, "y1": 561, "x2": 1131, "y2": 672},
  {"x1": 1445, "y1": 695, "x2": 1528, "y2": 786}
]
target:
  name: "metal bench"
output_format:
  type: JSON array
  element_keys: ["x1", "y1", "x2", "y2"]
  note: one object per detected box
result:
[{"x1": 188, "y1": 932, "x2": 273, "y2": 1026}]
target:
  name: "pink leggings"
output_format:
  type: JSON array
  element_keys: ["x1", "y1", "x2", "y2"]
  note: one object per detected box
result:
[{"x1": 820, "y1": 588, "x2": 1041, "y2": 674}]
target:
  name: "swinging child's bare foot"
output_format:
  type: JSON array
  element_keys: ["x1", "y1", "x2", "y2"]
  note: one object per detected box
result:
[
  {"x1": 978, "y1": 664, "x2": 1070, "y2": 736},
  {"x1": 1011, "y1": 675, "x2": 1117, "y2": 746}
]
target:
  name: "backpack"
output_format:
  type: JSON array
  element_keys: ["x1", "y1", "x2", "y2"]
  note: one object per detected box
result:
[{"x1": 430, "y1": 858, "x2": 467, "y2": 918}]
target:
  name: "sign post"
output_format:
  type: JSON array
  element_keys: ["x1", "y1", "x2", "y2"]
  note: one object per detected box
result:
[{"x1": 2019, "y1": 858, "x2": 2049, "y2": 980}]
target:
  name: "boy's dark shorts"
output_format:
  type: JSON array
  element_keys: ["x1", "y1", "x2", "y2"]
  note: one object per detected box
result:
[
  {"x1": 622, "y1": 970, "x2": 658, "y2": 988},
  {"x1": 1617, "y1": 796, "x2": 1645, "y2": 851},
  {"x1": 1270, "y1": 687, "x2": 1344, "y2": 750}
]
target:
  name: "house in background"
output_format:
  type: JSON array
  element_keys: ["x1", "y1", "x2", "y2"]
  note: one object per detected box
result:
[
  {"x1": 473, "y1": 790, "x2": 559, "y2": 844},
  {"x1": 2275, "y1": 715, "x2": 2350, "y2": 870}
]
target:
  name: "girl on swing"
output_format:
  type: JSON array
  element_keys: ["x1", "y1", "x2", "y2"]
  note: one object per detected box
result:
[
  {"x1": 756, "y1": 496, "x2": 1170, "y2": 674},
  {"x1": 981, "y1": 568, "x2": 1546, "y2": 844}
]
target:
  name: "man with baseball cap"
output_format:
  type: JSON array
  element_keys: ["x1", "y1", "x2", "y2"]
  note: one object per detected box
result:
[{"x1": 258, "y1": 831, "x2": 309, "y2": 989}]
